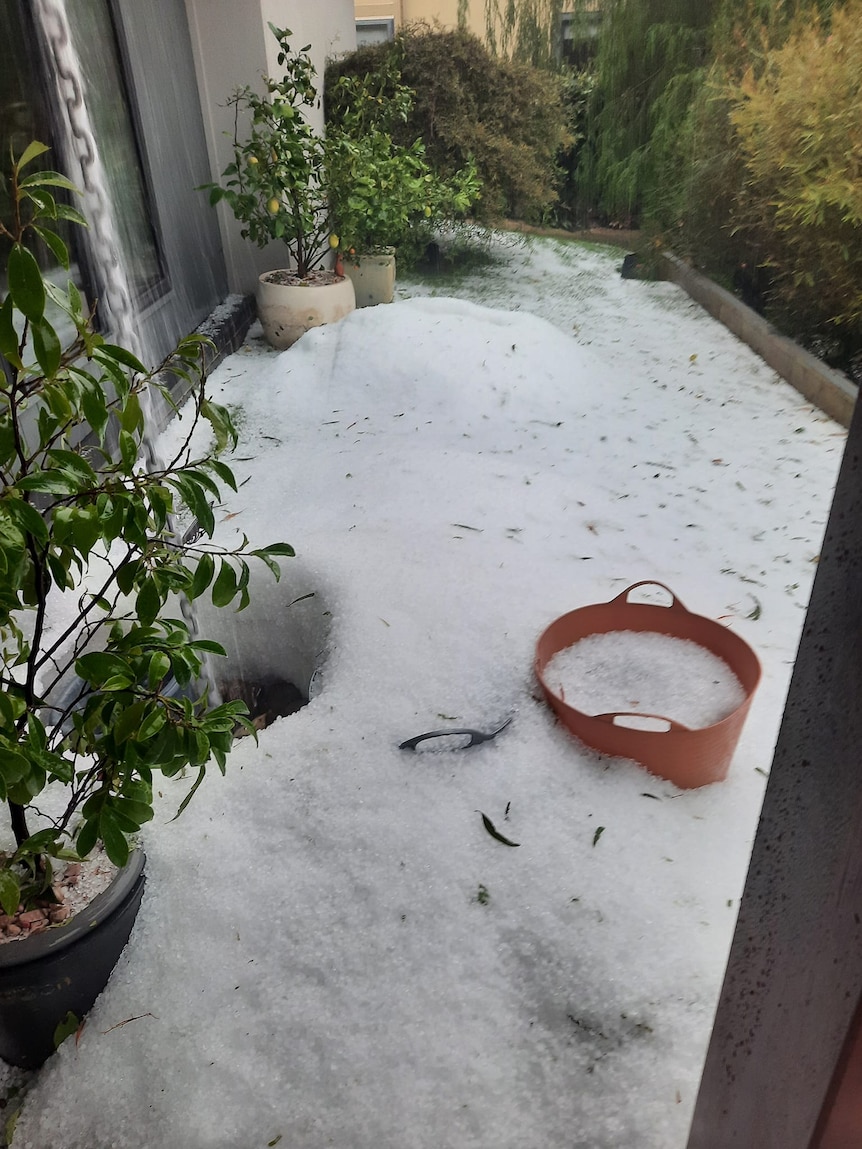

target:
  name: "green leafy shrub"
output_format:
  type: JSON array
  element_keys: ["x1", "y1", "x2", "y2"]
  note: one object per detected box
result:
[
  {"x1": 553, "y1": 0, "x2": 861, "y2": 370},
  {"x1": 550, "y1": 66, "x2": 598, "y2": 229},
  {"x1": 655, "y1": 0, "x2": 852, "y2": 287},
  {"x1": 0, "y1": 142, "x2": 292, "y2": 911},
  {"x1": 325, "y1": 24, "x2": 570, "y2": 223},
  {"x1": 726, "y1": 1, "x2": 862, "y2": 344},
  {"x1": 325, "y1": 63, "x2": 480, "y2": 257}
]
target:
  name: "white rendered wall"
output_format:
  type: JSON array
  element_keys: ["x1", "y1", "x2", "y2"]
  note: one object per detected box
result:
[{"x1": 184, "y1": 0, "x2": 356, "y2": 292}]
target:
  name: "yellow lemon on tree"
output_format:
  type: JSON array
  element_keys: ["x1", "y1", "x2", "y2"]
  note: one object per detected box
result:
[
  {"x1": 329, "y1": 234, "x2": 340, "y2": 249},
  {"x1": 248, "y1": 155, "x2": 259, "y2": 166},
  {"x1": 267, "y1": 197, "x2": 280, "y2": 215},
  {"x1": 424, "y1": 205, "x2": 432, "y2": 218}
]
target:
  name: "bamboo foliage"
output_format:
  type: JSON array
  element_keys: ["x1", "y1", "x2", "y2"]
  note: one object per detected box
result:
[
  {"x1": 573, "y1": 0, "x2": 859, "y2": 360},
  {"x1": 726, "y1": 0, "x2": 862, "y2": 327}
]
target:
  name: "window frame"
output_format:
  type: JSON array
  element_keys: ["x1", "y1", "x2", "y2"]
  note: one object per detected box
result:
[{"x1": 355, "y1": 17, "x2": 395, "y2": 48}]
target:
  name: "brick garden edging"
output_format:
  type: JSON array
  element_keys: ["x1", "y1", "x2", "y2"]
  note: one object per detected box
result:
[{"x1": 661, "y1": 252, "x2": 856, "y2": 428}]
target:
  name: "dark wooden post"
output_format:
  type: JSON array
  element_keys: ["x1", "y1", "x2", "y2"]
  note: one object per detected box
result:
[{"x1": 686, "y1": 394, "x2": 862, "y2": 1147}]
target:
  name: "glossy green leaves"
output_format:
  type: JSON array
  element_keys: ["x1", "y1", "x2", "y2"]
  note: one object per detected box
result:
[
  {"x1": 7, "y1": 244, "x2": 45, "y2": 322},
  {"x1": 0, "y1": 140, "x2": 295, "y2": 903}
]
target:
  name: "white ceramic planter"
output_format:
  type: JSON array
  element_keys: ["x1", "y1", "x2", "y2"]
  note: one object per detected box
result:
[
  {"x1": 255, "y1": 272, "x2": 356, "y2": 350},
  {"x1": 343, "y1": 250, "x2": 396, "y2": 308}
]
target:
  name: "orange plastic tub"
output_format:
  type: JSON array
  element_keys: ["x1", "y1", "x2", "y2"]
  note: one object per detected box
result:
[{"x1": 534, "y1": 581, "x2": 761, "y2": 788}]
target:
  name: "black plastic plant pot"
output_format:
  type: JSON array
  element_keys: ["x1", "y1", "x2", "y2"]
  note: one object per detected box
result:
[{"x1": 0, "y1": 850, "x2": 146, "y2": 1069}]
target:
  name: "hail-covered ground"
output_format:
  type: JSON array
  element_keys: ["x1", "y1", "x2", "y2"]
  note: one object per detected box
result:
[{"x1": 6, "y1": 233, "x2": 847, "y2": 1148}]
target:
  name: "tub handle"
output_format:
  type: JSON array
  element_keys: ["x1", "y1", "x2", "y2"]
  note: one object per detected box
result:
[
  {"x1": 594, "y1": 711, "x2": 691, "y2": 733},
  {"x1": 610, "y1": 580, "x2": 690, "y2": 613}
]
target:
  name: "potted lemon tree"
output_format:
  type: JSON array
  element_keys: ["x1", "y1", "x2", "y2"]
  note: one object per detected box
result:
[
  {"x1": 205, "y1": 25, "x2": 355, "y2": 349},
  {"x1": 0, "y1": 142, "x2": 293, "y2": 1067},
  {"x1": 325, "y1": 67, "x2": 481, "y2": 307}
]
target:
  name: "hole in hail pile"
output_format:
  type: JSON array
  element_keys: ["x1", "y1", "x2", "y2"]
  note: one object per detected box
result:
[
  {"x1": 219, "y1": 675, "x2": 309, "y2": 735},
  {"x1": 41, "y1": 563, "x2": 330, "y2": 737},
  {"x1": 192, "y1": 561, "x2": 330, "y2": 734}
]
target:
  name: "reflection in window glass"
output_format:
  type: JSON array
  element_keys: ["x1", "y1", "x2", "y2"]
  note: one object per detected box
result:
[
  {"x1": 62, "y1": 0, "x2": 164, "y2": 305},
  {"x1": 0, "y1": 0, "x2": 79, "y2": 348},
  {"x1": 1, "y1": 0, "x2": 164, "y2": 327}
]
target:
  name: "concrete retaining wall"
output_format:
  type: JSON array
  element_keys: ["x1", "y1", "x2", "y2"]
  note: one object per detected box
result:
[{"x1": 661, "y1": 252, "x2": 856, "y2": 428}]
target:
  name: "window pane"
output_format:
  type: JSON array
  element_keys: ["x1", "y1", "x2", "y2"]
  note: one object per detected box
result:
[
  {"x1": 356, "y1": 19, "x2": 394, "y2": 48},
  {"x1": 0, "y1": 0, "x2": 80, "y2": 348},
  {"x1": 62, "y1": 0, "x2": 164, "y2": 303}
]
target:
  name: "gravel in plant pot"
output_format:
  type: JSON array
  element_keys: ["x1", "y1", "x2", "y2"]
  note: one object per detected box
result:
[
  {"x1": 0, "y1": 142, "x2": 293, "y2": 1066},
  {"x1": 203, "y1": 24, "x2": 356, "y2": 348}
]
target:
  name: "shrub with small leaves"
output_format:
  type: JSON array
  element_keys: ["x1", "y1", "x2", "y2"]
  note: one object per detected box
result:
[
  {"x1": 325, "y1": 25, "x2": 570, "y2": 224},
  {"x1": 325, "y1": 63, "x2": 480, "y2": 257},
  {"x1": 0, "y1": 141, "x2": 293, "y2": 912}
]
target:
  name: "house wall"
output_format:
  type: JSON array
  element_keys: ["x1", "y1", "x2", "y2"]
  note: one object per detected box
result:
[
  {"x1": 184, "y1": 0, "x2": 356, "y2": 293},
  {"x1": 354, "y1": 3, "x2": 600, "y2": 57},
  {"x1": 355, "y1": 0, "x2": 486, "y2": 38}
]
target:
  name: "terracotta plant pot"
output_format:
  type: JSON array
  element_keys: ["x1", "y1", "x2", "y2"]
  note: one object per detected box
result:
[
  {"x1": 534, "y1": 581, "x2": 761, "y2": 789},
  {"x1": 255, "y1": 271, "x2": 356, "y2": 350},
  {"x1": 0, "y1": 850, "x2": 146, "y2": 1068},
  {"x1": 343, "y1": 249, "x2": 396, "y2": 308}
]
